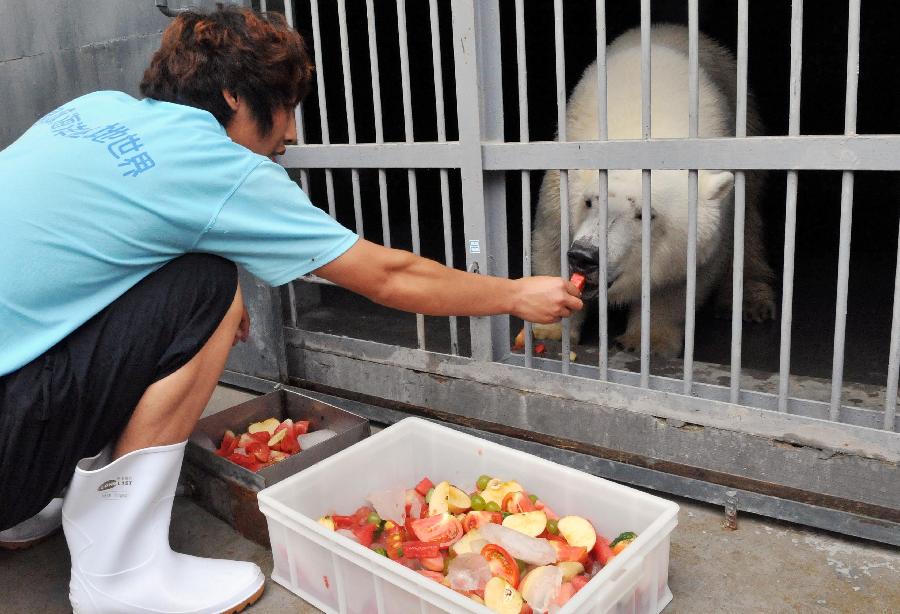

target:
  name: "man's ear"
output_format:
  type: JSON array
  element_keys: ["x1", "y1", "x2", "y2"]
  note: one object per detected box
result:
[
  {"x1": 701, "y1": 170, "x2": 734, "y2": 203},
  {"x1": 222, "y1": 90, "x2": 240, "y2": 112}
]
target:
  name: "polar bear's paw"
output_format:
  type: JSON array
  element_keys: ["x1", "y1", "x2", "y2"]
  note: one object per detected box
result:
[
  {"x1": 743, "y1": 280, "x2": 777, "y2": 322},
  {"x1": 614, "y1": 324, "x2": 683, "y2": 359},
  {"x1": 532, "y1": 322, "x2": 564, "y2": 341}
]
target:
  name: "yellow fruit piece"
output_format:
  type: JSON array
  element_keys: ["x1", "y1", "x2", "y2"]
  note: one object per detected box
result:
[
  {"x1": 448, "y1": 485, "x2": 472, "y2": 513},
  {"x1": 450, "y1": 528, "x2": 483, "y2": 557},
  {"x1": 479, "y1": 479, "x2": 524, "y2": 506},
  {"x1": 569, "y1": 351, "x2": 577, "y2": 361},
  {"x1": 612, "y1": 539, "x2": 633, "y2": 555},
  {"x1": 556, "y1": 561, "x2": 585, "y2": 581},
  {"x1": 428, "y1": 481, "x2": 451, "y2": 516},
  {"x1": 269, "y1": 451, "x2": 289, "y2": 462},
  {"x1": 469, "y1": 594, "x2": 485, "y2": 605},
  {"x1": 484, "y1": 576, "x2": 523, "y2": 614},
  {"x1": 267, "y1": 429, "x2": 287, "y2": 448},
  {"x1": 248, "y1": 417, "x2": 280, "y2": 435},
  {"x1": 317, "y1": 516, "x2": 335, "y2": 531},
  {"x1": 502, "y1": 511, "x2": 547, "y2": 537},
  {"x1": 557, "y1": 515, "x2": 597, "y2": 551}
]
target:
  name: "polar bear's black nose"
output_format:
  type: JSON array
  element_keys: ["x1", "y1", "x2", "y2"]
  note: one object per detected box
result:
[{"x1": 567, "y1": 240, "x2": 599, "y2": 273}]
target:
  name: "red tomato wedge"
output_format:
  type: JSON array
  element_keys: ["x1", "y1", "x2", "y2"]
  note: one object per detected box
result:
[
  {"x1": 401, "y1": 541, "x2": 442, "y2": 559},
  {"x1": 414, "y1": 477, "x2": 435, "y2": 497},
  {"x1": 480, "y1": 543, "x2": 520, "y2": 588},
  {"x1": 410, "y1": 513, "x2": 464, "y2": 547},
  {"x1": 463, "y1": 510, "x2": 502, "y2": 532},
  {"x1": 502, "y1": 491, "x2": 536, "y2": 513},
  {"x1": 570, "y1": 272, "x2": 586, "y2": 292}
]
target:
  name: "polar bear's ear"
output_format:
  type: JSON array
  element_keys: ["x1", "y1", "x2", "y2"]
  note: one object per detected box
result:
[{"x1": 701, "y1": 171, "x2": 734, "y2": 203}]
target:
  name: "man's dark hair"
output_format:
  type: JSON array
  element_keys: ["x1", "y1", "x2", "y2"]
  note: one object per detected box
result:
[{"x1": 140, "y1": 7, "x2": 313, "y2": 136}]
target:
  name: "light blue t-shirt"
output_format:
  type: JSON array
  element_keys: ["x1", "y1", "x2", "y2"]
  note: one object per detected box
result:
[{"x1": 0, "y1": 91, "x2": 358, "y2": 376}]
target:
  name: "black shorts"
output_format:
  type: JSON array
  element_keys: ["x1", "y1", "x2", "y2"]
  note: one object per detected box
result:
[{"x1": 0, "y1": 254, "x2": 237, "y2": 530}]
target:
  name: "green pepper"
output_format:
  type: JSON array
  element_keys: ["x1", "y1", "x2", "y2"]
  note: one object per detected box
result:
[
  {"x1": 367, "y1": 511, "x2": 382, "y2": 525},
  {"x1": 528, "y1": 494, "x2": 538, "y2": 504},
  {"x1": 609, "y1": 531, "x2": 638, "y2": 548},
  {"x1": 470, "y1": 494, "x2": 486, "y2": 511},
  {"x1": 372, "y1": 546, "x2": 388, "y2": 557},
  {"x1": 501, "y1": 511, "x2": 512, "y2": 520},
  {"x1": 476, "y1": 474, "x2": 493, "y2": 491}
]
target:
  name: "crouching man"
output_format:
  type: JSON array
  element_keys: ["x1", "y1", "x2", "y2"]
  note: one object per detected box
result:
[{"x1": 0, "y1": 7, "x2": 582, "y2": 613}]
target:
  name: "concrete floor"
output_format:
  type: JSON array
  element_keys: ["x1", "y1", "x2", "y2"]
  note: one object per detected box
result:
[{"x1": 3, "y1": 387, "x2": 898, "y2": 613}]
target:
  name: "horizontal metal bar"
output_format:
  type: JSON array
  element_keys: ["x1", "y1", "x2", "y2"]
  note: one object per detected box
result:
[
  {"x1": 482, "y1": 136, "x2": 900, "y2": 171},
  {"x1": 279, "y1": 142, "x2": 462, "y2": 168},
  {"x1": 219, "y1": 371, "x2": 900, "y2": 547}
]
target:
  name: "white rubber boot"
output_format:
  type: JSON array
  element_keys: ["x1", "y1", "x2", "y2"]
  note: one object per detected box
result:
[
  {"x1": 62, "y1": 441, "x2": 265, "y2": 614},
  {"x1": 0, "y1": 497, "x2": 63, "y2": 549}
]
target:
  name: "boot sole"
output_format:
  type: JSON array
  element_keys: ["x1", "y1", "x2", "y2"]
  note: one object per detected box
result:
[
  {"x1": 218, "y1": 583, "x2": 265, "y2": 614},
  {"x1": 0, "y1": 528, "x2": 59, "y2": 550}
]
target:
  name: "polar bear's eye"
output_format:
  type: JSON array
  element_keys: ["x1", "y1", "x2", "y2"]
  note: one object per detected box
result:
[{"x1": 584, "y1": 199, "x2": 593, "y2": 209}]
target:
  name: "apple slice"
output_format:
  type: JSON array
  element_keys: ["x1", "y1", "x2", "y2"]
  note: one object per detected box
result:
[
  {"x1": 269, "y1": 450, "x2": 289, "y2": 463},
  {"x1": 519, "y1": 565, "x2": 563, "y2": 613},
  {"x1": 450, "y1": 527, "x2": 484, "y2": 556},
  {"x1": 557, "y1": 516, "x2": 597, "y2": 552},
  {"x1": 556, "y1": 561, "x2": 585, "y2": 581},
  {"x1": 427, "y1": 481, "x2": 451, "y2": 516},
  {"x1": 447, "y1": 485, "x2": 472, "y2": 513},
  {"x1": 502, "y1": 511, "x2": 547, "y2": 537},
  {"x1": 484, "y1": 576, "x2": 523, "y2": 614},
  {"x1": 479, "y1": 479, "x2": 523, "y2": 507},
  {"x1": 317, "y1": 516, "x2": 336, "y2": 531},
  {"x1": 248, "y1": 417, "x2": 280, "y2": 435},
  {"x1": 267, "y1": 429, "x2": 287, "y2": 449}
]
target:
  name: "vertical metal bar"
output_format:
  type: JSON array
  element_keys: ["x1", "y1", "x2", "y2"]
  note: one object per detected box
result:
[
  {"x1": 829, "y1": 0, "x2": 861, "y2": 421},
  {"x1": 365, "y1": 0, "x2": 392, "y2": 248},
  {"x1": 683, "y1": 0, "x2": 699, "y2": 394},
  {"x1": 397, "y1": 0, "x2": 425, "y2": 351},
  {"x1": 596, "y1": 0, "x2": 609, "y2": 381},
  {"x1": 337, "y1": 0, "x2": 364, "y2": 237},
  {"x1": 554, "y1": 0, "x2": 571, "y2": 374},
  {"x1": 515, "y1": 0, "x2": 533, "y2": 368},
  {"x1": 309, "y1": 0, "x2": 337, "y2": 219},
  {"x1": 639, "y1": 0, "x2": 651, "y2": 388},
  {"x1": 281, "y1": 0, "x2": 309, "y2": 193},
  {"x1": 259, "y1": 0, "x2": 266, "y2": 14},
  {"x1": 885, "y1": 225, "x2": 900, "y2": 431},
  {"x1": 778, "y1": 0, "x2": 803, "y2": 412},
  {"x1": 429, "y1": 0, "x2": 459, "y2": 356},
  {"x1": 731, "y1": 0, "x2": 749, "y2": 404},
  {"x1": 451, "y1": 0, "x2": 495, "y2": 362}
]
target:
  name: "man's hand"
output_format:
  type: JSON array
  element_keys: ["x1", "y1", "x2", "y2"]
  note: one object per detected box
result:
[
  {"x1": 233, "y1": 303, "x2": 250, "y2": 346},
  {"x1": 511, "y1": 277, "x2": 583, "y2": 324}
]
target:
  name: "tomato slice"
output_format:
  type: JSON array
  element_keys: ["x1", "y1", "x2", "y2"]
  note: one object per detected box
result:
[
  {"x1": 480, "y1": 543, "x2": 520, "y2": 588},
  {"x1": 463, "y1": 510, "x2": 502, "y2": 532},
  {"x1": 414, "y1": 477, "x2": 435, "y2": 497},
  {"x1": 502, "y1": 491, "x2": 536, "y2": 513},
  {"x1": 410, "y1": 512, "x2": 464, "y2": 547}
]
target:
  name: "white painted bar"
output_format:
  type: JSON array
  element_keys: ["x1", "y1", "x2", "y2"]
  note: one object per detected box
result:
[
  {"x1": 683, "y1": 0, "x2": 699, "y2": 394},
  {"x1": 397, "y1": 0, "x2": 425, "y2": 350},
  {"x1": 829, "y1": 0, "x2": 861, "y2": 421},
  {"x1": 640, "y1": 0, "x2": 651, "y2": 387},
  {"x1": 555, "y1": 0, "x2": 571, "y2": 374},
  {"x1": 886, "y1": 224, "x2": 900, "y2": 431},
  {"x1": 429, "y1": 0, "x2": 459, "y2": 355},
  {"x1": 336, "y1": 0, "x2": 364, "y2": 236},
  {"x1": 515, "y1": 0, "x2": 534, "y2": 368},
  {"x1": 596, "y1": 0, "x2": 609, "y2": 380},
  {"x1": 731, "y1": 0, "x2": 749, "y2": 404},
  {"x1": 779, "y1": 0, "x2": 804, "y2": 412},
  {"x1": 365, "y1": 0, "x2": 392, "y2": 248},
  {"x1": 309, "y1": 0, "x2": 337, "y2": 218}
]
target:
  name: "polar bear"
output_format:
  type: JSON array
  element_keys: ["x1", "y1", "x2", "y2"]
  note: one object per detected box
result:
[{"x1": 531, "y1": 24, "x2": 776, "y2": 357}]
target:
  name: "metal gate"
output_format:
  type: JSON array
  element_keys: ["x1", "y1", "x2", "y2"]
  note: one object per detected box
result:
[{"x1": 224, "y1": 0, "x2": 900, "y2": 546}]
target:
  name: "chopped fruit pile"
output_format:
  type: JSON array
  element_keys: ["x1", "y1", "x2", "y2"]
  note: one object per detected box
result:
[
  {"x1": 317, "y1": 474, "x2": 637, "y2": 613},
  {"x1": 215, "y1": 417, "x2": 316, "y2": 472}
]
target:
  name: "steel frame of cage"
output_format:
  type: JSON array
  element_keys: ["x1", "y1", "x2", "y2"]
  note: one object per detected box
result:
[{"x1": 224, "y1": 0, "x2": 900, "y2": 546}]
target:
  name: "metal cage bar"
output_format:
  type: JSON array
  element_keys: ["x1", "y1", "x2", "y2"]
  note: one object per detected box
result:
[
  {"x1": 515, "y1": 0, "x2": 534, "y2": 368},
  {"x1": 596, "y1": 0, "x2": 609, "y2": 381},
  {"x1": 829, "y1": 0, "x2": 861, "y2": 421},
  {"x1": 429, "y1": 0, "x2": 460, "y2": 355},
  {"x1": 886, "y1": 225, "x2": 900, "y2": 431},
  {"x1": 554, "y1": 0, "x2": 572, "y2": 374},
  {"x1": 397, "y1": 0, "x2": 426, "y2": 350},
  {"x1": 640, "y1": 0, "x2": 652, "y2": 388},
  {"x1": 336, "y1": 0, "x2": 364, "y2": 237},
  {"x1": 683, "y1": 0, "x2": 700, "y2": 394},
  {"x1": 731, "y1": 0, "x2": 749, "y2": 404},
  {"x1": 309, "y1": 0, "x2": 337, "y2": 219},
  {"x1": 364, "y1": 0, "x2": 392, "y2": 248},
  {"x1": 778, "y1": 0, "x2": 803, "y2": 412}
]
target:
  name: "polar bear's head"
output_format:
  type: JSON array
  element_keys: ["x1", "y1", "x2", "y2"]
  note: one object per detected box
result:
[{"x1": 566, "y1": 168, "x2": 734, "y2": 299}]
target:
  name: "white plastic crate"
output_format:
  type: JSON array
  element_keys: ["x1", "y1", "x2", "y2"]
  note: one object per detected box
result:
[{"x1": 257, "y1": 418, "x2": 679, "y2": 614}]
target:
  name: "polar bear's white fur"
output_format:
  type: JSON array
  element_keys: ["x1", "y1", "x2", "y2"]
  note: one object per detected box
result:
[{"x1": 531, "y1": 24, "x2": 775, "y2": 357}]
